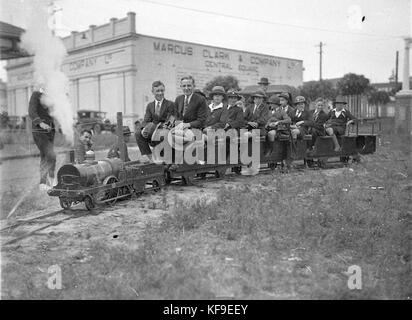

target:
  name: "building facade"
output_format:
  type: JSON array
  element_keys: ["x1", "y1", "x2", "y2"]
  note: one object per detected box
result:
[{"x1": 5, "y1": 12, "x2": 303, "y2": 125}]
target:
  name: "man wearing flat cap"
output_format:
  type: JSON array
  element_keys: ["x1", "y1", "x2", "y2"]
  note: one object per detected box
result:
[{"x1": 243, "y1": 89, "x2": 269, "y2": 136}]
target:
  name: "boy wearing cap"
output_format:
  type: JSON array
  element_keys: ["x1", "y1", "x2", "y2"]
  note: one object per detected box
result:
[
  {"x1": 325, "y1": 95, "x2": 357, "y2": 152},
  {"x1": 265, "y1": 95, "x2": 291, "y2": 142},
  {"x1": 290, "y1": 95, "x2": 311, "y2": 139},
  {"x1": 243, "y1": 89, "x2": 269, "y2": 136},
  {"x1": 278, "y1": 92, "x2": 296, "y2": 119},
  {"x1": 107, "y1": 126, "x2": 132, "y2": 161}
]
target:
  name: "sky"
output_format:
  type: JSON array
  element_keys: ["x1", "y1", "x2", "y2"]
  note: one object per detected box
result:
[{"x1": 0, "y1": 0, "x2": 411, "y2": 84}]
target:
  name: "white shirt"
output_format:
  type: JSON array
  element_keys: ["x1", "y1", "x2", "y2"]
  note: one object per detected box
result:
[
  {"x1": 209, "y1": 102, "x2": 223, "y2": 112},
  {"x1": 184, "y1": 93, "x2": 193, "y2": 105},
  {"x1": 253, "y1": 104, "x2": 261, "y2": 114},
  {"x1": 154, "y1": 98, "x2": 164, "y2": 107},
  {"x1": 334, "y1": 108, "x2": 345, "y2": 118}
]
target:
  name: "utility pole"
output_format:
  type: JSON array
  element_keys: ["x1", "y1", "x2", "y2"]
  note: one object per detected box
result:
[
  {"x1": 48, "y1": 1, "x2": 62, "y2": 36},
  {"x1": 316, "y1": 42, "x2": 325, "y2": 81},
  {"x1": 395, "y1": 50, "x2": 399, "y2": 84}
]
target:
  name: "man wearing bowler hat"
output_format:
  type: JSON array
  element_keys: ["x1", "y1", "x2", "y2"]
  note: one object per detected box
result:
[{"x1": 258, "y1": 77, "x2": 271, "y2": 96}]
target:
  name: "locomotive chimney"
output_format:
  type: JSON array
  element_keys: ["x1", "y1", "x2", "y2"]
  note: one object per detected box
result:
[{"x1": 116, "y1": 112, "x2": 126, "y2": 162}]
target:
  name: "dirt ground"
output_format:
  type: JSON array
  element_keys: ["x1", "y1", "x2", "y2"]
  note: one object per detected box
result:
[{"x1": 1, "y1": 136, "x2": 411, "y2": 299}]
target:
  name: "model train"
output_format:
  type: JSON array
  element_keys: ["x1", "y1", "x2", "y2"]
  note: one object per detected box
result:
[{"x1": 47, "y1": 112, "x2": 377, "y2": 210}]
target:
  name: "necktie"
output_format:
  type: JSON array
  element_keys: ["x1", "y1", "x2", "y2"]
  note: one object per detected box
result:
[
  {"x1": 155, "y1": 101, "x2": 161, "y2": 116},
  {"x1": 253, "y1": 105, "x2": 258, "y2": 114},
  {"x1": 183, "y1": 95, "x2": 189, "y2": 115},
  {"x1": 314, "y1": 111, "x2": 318, "y2": 121}
]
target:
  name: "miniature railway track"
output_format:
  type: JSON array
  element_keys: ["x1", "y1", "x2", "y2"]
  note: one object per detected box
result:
[{"x1": 0, "y1": 209, "x2": 87, "y2": 246}]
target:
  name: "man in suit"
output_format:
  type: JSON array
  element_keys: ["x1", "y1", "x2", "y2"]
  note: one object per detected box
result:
[
  {"x1": 170, "y1": 75, "x2": 208, "y2": 148},
  {"x1": 28, "y1": 87, "x2": 56, "y2": 191},
  {"x1": 136, "y1": 80, "x2": 175, "y2": 162},
  {"x1": 174, "y1": 75, "x2": 208, "y2": 129},
  {"x1": 243, "y1": 89, "x2": 269, "y2": 136}
]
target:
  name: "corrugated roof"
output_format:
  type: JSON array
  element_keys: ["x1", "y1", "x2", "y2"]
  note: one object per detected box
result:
[{"x1": 0, "y1": 21, "x2": 25, "y2": 39}]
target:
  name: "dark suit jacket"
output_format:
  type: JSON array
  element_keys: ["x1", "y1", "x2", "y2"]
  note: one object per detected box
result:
[
  {"x1": 307, "y1": 109, "x2": 329, "y2": 130},
  {"x1": 225, "y1": 104, "x2": 244, "y2": 129},
  {"x1": 244, "y1": 103, "x2": 269, "y2": 129},
  {"x1": 174, "y1": 93, "x2": 208, "y2": 129},
  {"x1": 291, "y1": 109, "x2": 311, "y2": 124},
  {"x1": 142, "y1": 99, "x2": 175, "y2": 127},
  {"x1": 282, "y1": 105, "x2": 296, "y2": 119},
  {"x1": 28, "y1": 91, "x2": 54, "y2": 131}
]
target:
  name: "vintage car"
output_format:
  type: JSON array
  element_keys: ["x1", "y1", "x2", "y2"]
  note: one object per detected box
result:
[{"x1": 75, "y1": 109, "x2": 114, "y2": 134}]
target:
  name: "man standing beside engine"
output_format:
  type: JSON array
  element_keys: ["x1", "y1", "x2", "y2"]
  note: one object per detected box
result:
[{"x1": 28, "y1": 87, "x2": 56, "y2": 191}]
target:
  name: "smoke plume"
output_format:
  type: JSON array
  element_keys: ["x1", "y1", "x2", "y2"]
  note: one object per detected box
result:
[{"x1": 20, "y1": 0, "x2": 74, "y2": 143}]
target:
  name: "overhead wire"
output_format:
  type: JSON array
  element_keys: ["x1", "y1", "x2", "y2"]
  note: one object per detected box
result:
[{"x1": 136, "y1": 0, "x2": 402, "y2": 40}]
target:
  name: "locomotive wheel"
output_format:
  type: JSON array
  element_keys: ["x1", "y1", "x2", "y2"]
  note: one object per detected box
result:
[
  {"x1": 305, "y1": 159, "x2": 315, "y2": 168},
  {"x1": 59, "y1": 198, "x2": 72, "y2": 210},
  {"x1": 340, "y1": 156, "x2": 350, "y2": 164},
  {"x1": 164, "y1": 171, "x2": 172, "y2": 185},
  {"x1": 352, "y1": 154, "x2": 361, "y2": 163},
  {"x1": 182, "y1": 175, "x2": 193, "y2": 186},
  {"x1": 105, "y1": 176, "x2": 120, "y2": 205},
  {"x1": 215, "y1": 169, "x2": 226, "y2": 178},
  {"x1": 317, "y1": 159, "x2": 327, "y2": 169},
  {"x1": 268, "y1": 162, "x2": 277, "y2": 171},
  {"x1": 84, "y1": 195, "x2": 95, "y2": 211},
  {"x1": 152, "y1": 180, "x2": 161, "y2": 192},
  {"x1": 197, "y1": 172, "x2": 207, "y2": 179}
]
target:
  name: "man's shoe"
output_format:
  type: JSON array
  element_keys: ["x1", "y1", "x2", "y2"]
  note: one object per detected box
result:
[
  {"x1": 39, "y1": 183, "x2": 51, "y2": 191},
  {"x1": 140, "y1": 155, "x2": 152, "y2": 163},
  {"x1": 47, "y1": 176, "x2": 55, "y2": 187}
]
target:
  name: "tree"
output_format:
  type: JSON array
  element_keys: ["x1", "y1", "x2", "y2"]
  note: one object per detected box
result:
[
  {"x1": 389, "y1": 83, "x2": 402, "y2": 96},
  {"x1": 298, "y1": 80, "x2": 337, "y2": 102},
  {"x1": 337, "y1": 73, "x2": 372, "y2": 96},
  {"x1": 368, "y1": 89, "x2": 390, "y2": 105},
  {"x1": 203, "y1": 75, "x2": 240, "y2": 94}
]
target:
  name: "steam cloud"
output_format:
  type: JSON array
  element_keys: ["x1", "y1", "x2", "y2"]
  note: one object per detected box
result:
[{"x1": 20, "y1": 0, "x2": 74, "y2": 143}]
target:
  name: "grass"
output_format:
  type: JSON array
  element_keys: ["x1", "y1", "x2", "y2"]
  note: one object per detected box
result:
[{"x1": 1, "y1": 133, "x2": 411, "y2": 299}]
